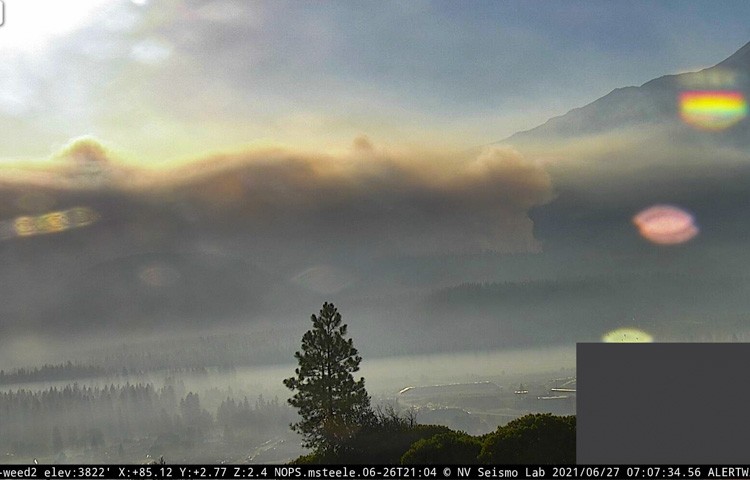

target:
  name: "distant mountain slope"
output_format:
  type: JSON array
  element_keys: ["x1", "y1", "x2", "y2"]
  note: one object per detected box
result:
[
  {"x1": 503, "y1": 41, "x2": 750, "y2": 147},
  {"x1": 716, "y1": 39, "x2": 750, "y2": 70}
]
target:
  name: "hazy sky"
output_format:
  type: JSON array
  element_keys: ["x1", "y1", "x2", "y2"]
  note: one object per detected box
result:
[{"x1": 1, "y1": 0, "x2": 749, "y2": 164}]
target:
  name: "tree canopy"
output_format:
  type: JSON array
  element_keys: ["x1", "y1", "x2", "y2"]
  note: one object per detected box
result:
[
  {"x1": 292, "y1": 412, "x2": 576, "y2": 465},
  {"x1": 283, "y1": 302, "x2": 373, "y2": 453},
  {"x1": 479, "y1": 413, "x2": 576, "y2": 464},
  {"x1": 401, "y1": 431, "x2": 482, "y2": 464}
]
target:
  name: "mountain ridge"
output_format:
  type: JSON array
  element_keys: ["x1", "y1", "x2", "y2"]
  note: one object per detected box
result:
[{"x1": 502, "y1": 40, "x2": 750, "y2": 146}]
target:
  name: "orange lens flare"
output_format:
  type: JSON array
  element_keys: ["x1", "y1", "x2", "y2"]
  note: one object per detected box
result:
[
  {"x1": 633, "y1": 205, "x2": 698, "y2": 245},
  {"x1": 0, "y1": 206, "x2": 99, "y2": 240}
]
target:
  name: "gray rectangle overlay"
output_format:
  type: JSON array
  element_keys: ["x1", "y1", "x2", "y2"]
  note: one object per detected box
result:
[{"x1": 578, "y1": 343, "x2": 750, "y2": 464}]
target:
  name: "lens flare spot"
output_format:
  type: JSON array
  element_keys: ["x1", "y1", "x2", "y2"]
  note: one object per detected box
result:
[
  {"x1": 679, "y1": 90, "x2": 747, "y2": 131},
  {"x1": 633, "y1": 205, "x2": 698, "y2": 245},
  {"x1": 13, "y1": 216, "x2": 36, "y2": 237},
  {"x1": 40, "y1": 212, "x2": 70, "y2": 233},
  {"x1": 0, "y1": 206, "x2": 99, "y2": 240},
  {"x1": 602, "y1": 328, "x2": 653, "y2": 343}
]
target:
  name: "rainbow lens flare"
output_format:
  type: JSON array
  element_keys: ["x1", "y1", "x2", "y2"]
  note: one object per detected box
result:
[
  {"x1": 679, "y1": 90, "x2": 747, "y2": 130},
  {"x1": 633, "y1": 205, "x2": 698, "y2": 245}
]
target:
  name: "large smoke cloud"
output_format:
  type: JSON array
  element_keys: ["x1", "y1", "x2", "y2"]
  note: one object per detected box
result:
[
  {"x1": 164, "y1": 139, "x2": 555, "y2": 258},
  {"x1": 1, "y1": 137, "x2": 554, "y2": 261}
]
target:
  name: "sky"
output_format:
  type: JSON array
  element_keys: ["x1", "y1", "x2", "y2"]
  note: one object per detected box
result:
[{"x1": 1, "y1": 0, "x2": 750, "y2": 165}]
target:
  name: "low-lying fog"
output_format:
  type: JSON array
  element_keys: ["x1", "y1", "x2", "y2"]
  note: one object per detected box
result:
[
  {"x1": 0, "y1": 346, "x2": 575, "y2": 399},
  {"x1": 0, "y1": 344, "x2": 575, "y2": 464}
]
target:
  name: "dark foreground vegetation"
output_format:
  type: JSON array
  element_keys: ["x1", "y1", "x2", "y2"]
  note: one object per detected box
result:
[
  {"x1": 292, "y1": 410, "x2": 576, "y2": 465},
  {"x1": 284, "y1": 303, "x2": 575, "y2": 465}
]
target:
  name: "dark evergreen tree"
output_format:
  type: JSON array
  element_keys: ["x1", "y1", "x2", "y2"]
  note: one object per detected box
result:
[{"x1": 283, "y1": 302, "x2": 373, "y2": 453}]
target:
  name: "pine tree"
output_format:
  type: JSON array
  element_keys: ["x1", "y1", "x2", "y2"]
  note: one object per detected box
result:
[{"x1": 283, "y1": 302, "x2": 373, "y2": 453}]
